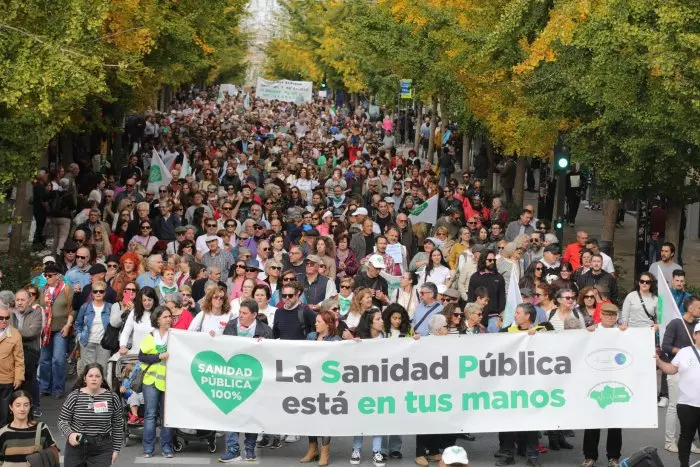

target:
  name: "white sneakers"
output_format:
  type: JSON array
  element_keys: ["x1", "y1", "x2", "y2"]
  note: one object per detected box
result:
[
  {"x1": 665, "y1": 442, "x2": 700, "y2": 454},
  {"x1": 657, "y1": 397, "x2": 669, "y2": 408}
]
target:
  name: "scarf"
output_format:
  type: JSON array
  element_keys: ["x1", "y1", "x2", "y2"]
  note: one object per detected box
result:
[{"x1": 41, "y1": 281, "x2": 66, "y2": 347}]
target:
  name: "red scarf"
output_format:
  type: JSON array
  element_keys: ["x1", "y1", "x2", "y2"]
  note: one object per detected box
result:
[{"x1": 41, "y1": 281, "x2": 66, "y2": 347}]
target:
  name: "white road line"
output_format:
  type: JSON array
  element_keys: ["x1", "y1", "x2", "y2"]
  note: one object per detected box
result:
[{"x1": 134, "y1": 456, "x2": 212, "y2": 464}]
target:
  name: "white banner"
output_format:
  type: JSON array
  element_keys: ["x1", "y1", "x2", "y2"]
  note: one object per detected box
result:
[
  {"x1": 165, "y1": 328, "x2": 657, "y2": 435},
  {"x1": 256, "y1": 77, "x2": 313, "y2": 103}
]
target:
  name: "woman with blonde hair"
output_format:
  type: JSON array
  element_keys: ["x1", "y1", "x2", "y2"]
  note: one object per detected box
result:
[
  {"x1": 187, "y1": 286, "x2": 233, "y2": 336},
  {"x1": 343, "y1": 288, "x2": 373, "y2": 338},
  {"x1": 92, "y1": 225, "x2": 112, "y2": 260},
  {"x1": 464, "y1": 303, "x2": 486, "y2": 334}
]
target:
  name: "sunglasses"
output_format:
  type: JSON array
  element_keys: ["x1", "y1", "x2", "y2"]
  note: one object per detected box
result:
[
  {"x1": 467, "y1": 222, "x2": 477, "y2": 225},
  {"x1": 125, "y1": 288, "x2": 137, "y2": 292},
  {"x1": 93, "y1": 290, "x2": 106, "y2": 294},
  {"x1": 254, "y1": 225, "x2": 265, "y2": 230},
  {"x1": 212, "y1": 295, "x2": 225, "y2": 300},
  {"x1": 107, "y1": 264, "x2": 119, "y2": 269},
  {"x1": 535, "y1": 267, "x2": 543, "y2": 271},
  {"x1": 282, "y1": 293, "x2": 296, "y2": 298},
  {"x1": 584, "y1": 295, "x2": 596, "y2": 299},
  {"x1": 0, "y1": 316, "x2": 10, "y2": 322},
  {"x1": 223, "y1": 207, "x2": 232, "y2": 211},
  {"x1": 486, "y1": 258, "x2": 496, "y2": 263},
  {"x1": 283, "y1": 277, "x2": 296, "y2": 282},
  {"x1": 239, "y1": 236, "x2": 249, "y2": 240},
  {"x1": 453, "y1": 312, "x2": 464, "y2": 316},
  {"x1": 269, "y1": 266, "x2": 281, "y2": 270},
  {"x1": 64, "y1": 250, "x2": 76, "y2": 254},
  {"x1": 340, "y1": 285, "x2": 351, "y2": 290},
  {"x1": 76, "y1": 255, "x2": 87, "y2": 259},
  {"x1": 181, "y1": 293, "x2": 191, "y2": 297},
  {"x1": 207, "y1": 223, "x2": 217, "y2": 228},
  {"x1": 141, "y1": 226, "x2": 152, "y2": 230},
  {"x1": 562, "y1": 296, "x2": 576, "y2": 301},
  {"x1": 639, "y1": 279, "x2": 652, "y2": 285}
]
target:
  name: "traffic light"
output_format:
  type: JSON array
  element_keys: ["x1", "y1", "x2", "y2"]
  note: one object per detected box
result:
[
  {"x1": 321, "y1": 75, "x2": 327, "y2": 90},
  {"x1": 554, "y1": 217, "x2": 565, "y2": 243},
  {"x1": 554, "y1": 134, "x2": 570, "y2": 171}
]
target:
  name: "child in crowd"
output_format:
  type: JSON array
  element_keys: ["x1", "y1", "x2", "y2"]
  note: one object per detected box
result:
[{"x1": 120, "y1": 362, "x2": 145, "y2": 424}]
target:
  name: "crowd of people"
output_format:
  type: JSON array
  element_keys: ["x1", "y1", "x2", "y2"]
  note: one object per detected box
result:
[{"x1": 0, "y1": 88, "x2": 697, "y2": 467}]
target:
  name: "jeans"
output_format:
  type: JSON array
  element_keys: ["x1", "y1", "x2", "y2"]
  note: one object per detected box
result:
[
  {"x1": 582, "y1": 428, "x2": 622, "y2": 461},
  {"x1": 64, "y1": 438, "x2": 112, "y2": 467},
  {"x1": 39, "y1": 331, "x2": 67, "y2": 396},
  {"x1": 439, "y1": 169, "x2": 450, "y2": 188},
  {"x1": 677, "y1": 404, "x2": 700, "y2": 467},
  {"x1": 382, "y1": 435, "x2": 402, "y2": 453},
  {"x1": 143, "y1": 383, "x2": 173, "y2": 454},
  {"x1": 665, "y1": 373, "x2": 679, "y2": 444},
  {"x1": 225, "y1": 432, "x2": 256, "y2": 454},
  {"x1": 500, "y1": 431, "x2": 538, "y2": 459},
  {"x1": 487, "y1": 316, "x2": 501, "y2": 333},
  {"x1": 353, "y1": 435, "x2": 382, "y2": 453}
]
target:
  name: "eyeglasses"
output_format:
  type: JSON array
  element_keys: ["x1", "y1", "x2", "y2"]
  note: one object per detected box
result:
[
  {"x1": 181, "y1": 292, "x2": 191, "y2": 297},
  {"x1": 212, "y1": 295, "x2": 225, "y2": 301},
  {"x1": 93, "y1": 290, "x2": 106, "y2": 294},
  {"x1": 207, "y1": 223, "x2": 217, "y2": 228},
  {"x1": 223, "y1": 207, "x2": 232, "y2": 211},
  {"x1": 486, "y1": 258, "x2": 496, "y2": 263},
  {"x1": 236, "y1": 264, "x2": 246, "y2": 269},
  {"x1": 141, "y1": 226, "x2": 152, "y2": 230},
  {"x1": 0, "y1": 316, "x2": 10, "y2": 321},
  {"x1": 467, "y1": 222, "x2": 477, "y2": 225},
  {"x1": 125, "y1": 287, "x2": 137, "y2": 292},
  {"x1": 340, "y1": 285, "x2": 351, "y2": 290},
  {"x1": 107, "y1": 264, "x2": 119, "y2": 269},
  {"x1": 282, "y1": 293, "x2": 296, "y2": 298},
  {"x1": 45, "y1": 273, "x2": 58, "y2": 278},
  {"x1": 639, "y1": 279, "x2": 652, "y2": 285},
  {"x1": 254, "y1": 225, "x2": 265, "y2": 230},
  {"x1": 453, "y1": 312, "x2": 464, "y2": 316},
  {"x1": 64, "y1": 250, "x2": 76, "y2": 254},
  {"x1": 269, "y1": 266, "x2": 281, "y2": 270},
  {"x1": 562, "y1": 296, "x2": 576, "y2": 301},
  {"x1": 283, "y1": 277, "x2": 296, "y2": 283},
  {"x1": 535, "y1": 267, "x2": 543, "y2": 271},
  {"x1": 584, "y1": 295, "x2": 596, "y2": 299},
  {"x1": 76, "y1": 255, "x2": 87, "y2": 259},
  {"x1": 239, "y1": 236, "x2": 249, "y2": 241}
]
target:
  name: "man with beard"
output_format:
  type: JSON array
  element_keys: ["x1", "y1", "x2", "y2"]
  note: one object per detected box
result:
[
  {"x1": 467, "y1": 249, "x2": 505, "y2": 332},
  {"x1": 464, "y1": 193, "x2": 489, "y2": 226},
  {"x1": 327, "y1": 185, "x2": 348, "y2": 218},
  {"x1": 577, "y1": 254, "x2": 618, "y2": 302}
]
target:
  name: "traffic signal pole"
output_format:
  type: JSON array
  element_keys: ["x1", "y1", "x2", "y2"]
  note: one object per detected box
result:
[{"x1": 553, "y1": 134, "x2": 569, "y2": 243}]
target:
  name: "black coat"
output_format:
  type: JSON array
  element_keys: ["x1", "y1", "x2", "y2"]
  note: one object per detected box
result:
[{"x1": 223, "y1": 318, "x2": 273, "y2": 338}]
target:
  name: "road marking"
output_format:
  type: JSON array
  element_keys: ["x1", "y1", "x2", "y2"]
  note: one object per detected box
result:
[{"x1": 134, "y1": 456, "x2": 212, "y2": 464}]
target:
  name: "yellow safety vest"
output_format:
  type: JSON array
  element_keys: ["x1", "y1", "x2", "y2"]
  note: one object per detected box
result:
[{"x1": 139, "y1": 333, "x2": 167, "y2": 391}]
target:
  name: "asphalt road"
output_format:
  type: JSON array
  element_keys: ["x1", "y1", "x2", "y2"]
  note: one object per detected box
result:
[{"x1": 40, "y1": 393, "x2": 695, "y2": 467}]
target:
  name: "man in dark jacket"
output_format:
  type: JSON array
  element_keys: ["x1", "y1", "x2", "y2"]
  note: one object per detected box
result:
[
  {"x1": 468, "y1": 249, "x2": 505, "y2": 331},
  {"x1": 220, "y1": 298, "x2": 271, "y2": 461},
  {"x1": 11, "y1": 289, "x2": 43, "y2": 417},
  {"x1": 576, "y1": 254, "x2": 618, "y2": 302}
]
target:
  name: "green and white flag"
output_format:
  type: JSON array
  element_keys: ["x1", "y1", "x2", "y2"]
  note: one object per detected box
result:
[
  {"x1": 148, "y1": 149, "x2": 173, "y2": 198},
  {"x1": 409, "y1": 195, "x2": 438, "y2": 225},
  {"x1": 181, "y1": 153, "x2": 192, "y2": 177}
]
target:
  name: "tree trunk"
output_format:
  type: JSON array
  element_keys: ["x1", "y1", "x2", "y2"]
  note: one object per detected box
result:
[
  {"x1": 485, "y1": 138, "x2": 494, "y2": 192},
  {"x1": 8, "y1": 182, "x2": 29, "y2": 260},
  {"x1": 427, "y1": 95, "x2": 438, "y2": 163},
  {"x1": 665, "y1": 201, "x2": 683, "y2": 255},
  {"x1": 413, "y1": 102, "x2": 422, "y2": 153},
  {"x1": 600, "y1": 198, "x2": 620, "y2": 257},
  {"x1": 462, "y1": 134, "x2": 471, "y2": 174},
  {"x1": 514, "y1": 157, "x2": 527, "y2": 207}
]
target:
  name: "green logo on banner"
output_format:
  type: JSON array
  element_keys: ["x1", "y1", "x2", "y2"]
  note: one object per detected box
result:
[
  {"x1": 149, "y1": 165, "x2": 162, "y2": 183},
  {"x1": 191, "y1": 351, "x2": 263, "y2": 414},
  {"x1": 588, "y1": 382, "x2": 632, "y2": 409},
  {"x1": 411, "y1": 201, "x2": 428, "y2": 216}
]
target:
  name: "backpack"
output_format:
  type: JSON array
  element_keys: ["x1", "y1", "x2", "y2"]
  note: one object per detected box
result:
[
  {"x1": 297, "y1": 305, "x2": 312, "y2": 337},
  {"x1": 619, "y1": 447, "x2": 664, "y2": 467},
  {"x1": 48, "y1": 193, "x2": 64, "y2": 217}
]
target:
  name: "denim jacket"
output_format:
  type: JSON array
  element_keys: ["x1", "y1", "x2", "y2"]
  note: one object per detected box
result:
[{"x1": 75, "y1": 302, "x2": 113, "y2": 346}]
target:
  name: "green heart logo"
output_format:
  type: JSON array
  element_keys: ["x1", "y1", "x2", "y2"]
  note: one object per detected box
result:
[{"x1": 191, "y1": 351, "x2": 263, "y2": 414}]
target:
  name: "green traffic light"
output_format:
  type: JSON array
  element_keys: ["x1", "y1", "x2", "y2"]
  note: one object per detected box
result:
[
  {"x1": 555, "y1": 219, "x2": 564, "y2": 229},
  {"x1": 557, "y1": 157, "x2": 569, "y2": 169}
]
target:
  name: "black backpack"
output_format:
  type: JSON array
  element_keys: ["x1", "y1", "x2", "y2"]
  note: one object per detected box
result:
[{"x1": 620, "y1": 447, "x2": 664, "y2": 467}]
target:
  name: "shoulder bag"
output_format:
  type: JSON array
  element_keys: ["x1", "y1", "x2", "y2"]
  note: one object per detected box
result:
[{"x1": 26, "y1": 422, "x2": 60, "y2": 467}]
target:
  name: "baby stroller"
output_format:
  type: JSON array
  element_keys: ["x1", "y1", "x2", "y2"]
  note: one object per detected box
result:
[
  {"x1": 111, "y1": 354, "x2": 145, "y2": 444},
  {"x1": 173, "y1": 429, "x2": 218, "y2": 453}
]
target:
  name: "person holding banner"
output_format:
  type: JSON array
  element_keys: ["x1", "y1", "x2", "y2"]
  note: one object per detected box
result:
[
  {"x1": 299, "y1": 309, "x2": 341, "y2": 466},
  {"x1": 582, "y1": 304, "x2": 627, "y2": 466},
  {"x1": 138, "y1": 306, "x2": 173, "y2": 458},
  {"x1": 219, "y1": 299, "x2": 272, "y2": 462},
  {"x1": 350, "y1": 308, "x2": 387, "y2": 467},
  {"x1": 655, "y1": 317, "x2": 700, "y2": 467}
]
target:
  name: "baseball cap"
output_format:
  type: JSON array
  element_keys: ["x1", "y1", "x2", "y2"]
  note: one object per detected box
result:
[
  {"x1": 245, "y1": 259, "x2": 262, "y2": 271},
  {"x1": 352, "y1": 207, "x2": 368, "y2": 216},
  {"x1": 384, "y1": 197, "x2": 395, "y2": 204},
  {"x1": 367, "y1": 254, "x2": 386, "y2": 269},
  {"x1": 305, "y1": 254, "x2": 324, "y2": 265},
  {"x1": 205, "y1": 235, "x2": 219, "y2": 243},
  {"x1": 88, "y1": 264, "x2": 107, "y2": 275},
  {"x1": 175, "y1": 226, "x2": 188, "y2": 234},
  {"x1": 42, "y1": 255, "x2": 56, "y2": 265},
  {"x1": 442, "y1": 446, "x2": 469, "y2": 465}
]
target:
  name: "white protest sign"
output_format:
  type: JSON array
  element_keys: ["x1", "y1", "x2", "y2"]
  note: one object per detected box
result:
[
  {"x1": 386, "y1": 243, "x2": 403, "y2": 266},
  {"x1": 165, "y1": 328, "x2": 657, "y2": 435},
  {"x1": 256, "y1": 77, "x2": 313, "y2": 103}
]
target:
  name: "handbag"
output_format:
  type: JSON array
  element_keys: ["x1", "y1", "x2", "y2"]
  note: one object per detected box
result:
[
  {"x1": 100, "y1": 324, "x2": 121, "y2": 353},
  {"x1": 26, "y1": 422, "x2": 60, "y2": 467},
  {"x1": 130, "y1": 362, "x2": 153, "y2": 393}
]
